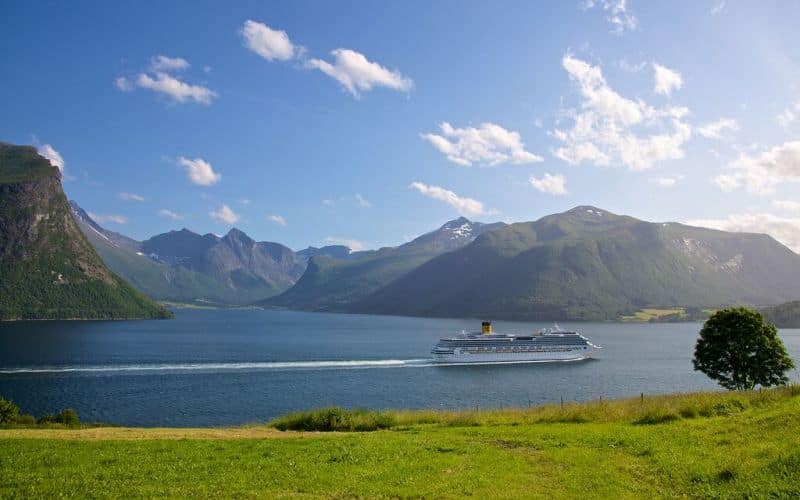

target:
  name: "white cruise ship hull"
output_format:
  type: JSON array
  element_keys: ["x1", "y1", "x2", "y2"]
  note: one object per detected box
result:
[{"x1": 432, "y1": 347, "x2": 596, "y2": 364}]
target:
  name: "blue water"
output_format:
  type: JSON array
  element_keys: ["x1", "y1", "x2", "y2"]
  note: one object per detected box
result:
[{"x1": 0, "y1": 309, "x2": 798, "y2": 427}]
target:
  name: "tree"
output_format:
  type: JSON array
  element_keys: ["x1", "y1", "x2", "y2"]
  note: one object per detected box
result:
[
  {"x1": 0, "y1": 396, "x2": 19, "y2": 424},
  {"x1": 693, "y1": 307, "x2": 795, "y2": 390}
]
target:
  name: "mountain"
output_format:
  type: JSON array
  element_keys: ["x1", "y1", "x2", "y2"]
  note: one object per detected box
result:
[
  {"x1": 72, "y1": 204, "x2": 307, "y2": 305},
  {"x1": 0, "y1": 143, "x2": 171, "y2": 320},
  {"x1": 262, "y1": 218, "x2": 506, "y2": 311},
  {"x1": 353, "y1": 206, "x2": 800, "y2": 320},
  {"x1": 761, "y1": 301, "x2": 800, "y2": 328},
  {"x1": 297, "y1": 245, "x2": 363, "y2": 262}
]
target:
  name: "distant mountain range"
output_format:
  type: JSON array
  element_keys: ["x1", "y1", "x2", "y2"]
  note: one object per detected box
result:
[
  {"x1": 0, "y1": 143, "x2": 170, "y2": 320},
  {"x1": 71, "y1": 198, "x2": 800, "y2": 321},
  {"x1": 72, "y1": 205, "x2": 503, "y2": 307},
  {"x1": 262, "y1": 218, "x2": 506, "y2": 311},
  {"x1": 351, "y1": 207, "x2": 800, "y2": 320}
]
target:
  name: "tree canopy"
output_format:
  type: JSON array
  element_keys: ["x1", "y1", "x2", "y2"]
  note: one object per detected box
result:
[{"x1": 693, "y1": 307, "x2": 795, "y2": 390}]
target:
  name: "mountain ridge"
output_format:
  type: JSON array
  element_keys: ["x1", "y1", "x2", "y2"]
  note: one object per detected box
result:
[{"x1": 0, "y1": 143, "x2": 171, "y2": 320}]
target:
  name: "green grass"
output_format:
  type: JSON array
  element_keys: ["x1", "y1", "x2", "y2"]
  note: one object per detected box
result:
[{"x1": 2, "y1": 388, "x2": 800, "y2": 497}]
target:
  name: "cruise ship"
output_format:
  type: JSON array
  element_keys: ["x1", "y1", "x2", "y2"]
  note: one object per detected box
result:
[{"x1": 431, "y1": 321, "x2": 600, "y2": 364}]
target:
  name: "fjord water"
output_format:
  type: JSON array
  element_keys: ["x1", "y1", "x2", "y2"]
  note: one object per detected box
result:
[{"x1": 1, "y1": 309, "x2": 798, "y2": 427}]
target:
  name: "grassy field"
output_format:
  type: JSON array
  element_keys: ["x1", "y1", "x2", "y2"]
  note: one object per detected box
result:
[{"x1": 2, "y1": 388, "x2": 799, "y2": 498}]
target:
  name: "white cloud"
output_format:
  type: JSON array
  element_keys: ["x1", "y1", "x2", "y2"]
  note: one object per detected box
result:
[
  {"x1": 618, "y1": 58, "x2": 647, "y2": 73},
  {"x1": 322, "y1": 199, "x2": 335, "y2": 207},
  {"x1": 774, "y1": 200, "x2": 800, "y2": 212},
  {"x1": 115, "y1": 77, "x2": 133, "y2": 92},
  {"x1": 307, "y1": 49, "x2": 413, "y2": 97},
  {"x1": 710, "y1": 1, "x2": 726, "y2": 15},
  {"x1": 553, "y1": 55, "x2": 692, "y2": 171},
  {"x1": 712, "y1": 141, "x2": 800, "y2": 194},
  {"x1": 239, "y1": 198, "x2": 251, "y2": 205},
  {"x1": 687, "y1": 213, "x2": 800, "y2": 253},
  {"x1": 409, "y1": 181, "x2": 485, "y2": 217},
  {"x1": 697, "y1": 118, "x2": 739, "y2": 139},
  {"x1": 773, "y1": 200, "x2": 800, "y2": 213},
  {"x1": 240, "y1": 20, "x2": 298, "y2": 62},
  {"x1": 651, "y1": 175, "x2": 684, "y2": 187},
  {"x1": 119, "y1": 192, "x2": 145, "y2": 202},
  {"x1": 422, "y1": 122, "x2": 543, "y2": 167},
  {"x1": 653, "y1": 63, "x2": 684, "y2": 96},
  {"x1": 355, "y1": 193, "x2": 371, "y2": 208},
  {"x1": 583, "y1": 0, "x2": 637, "y2": 34},
  {"x1": 267, "y1": 214, "x2": 287, "y2": 226},
  {"x1": 150, "y1": 55, "x2": 189, "y2": 72},
  {"x1": 37, "y1": 144, "x2": 65, "y2": 173},
  {"x1": 210, "y1": 204, "x2": 239, "y2": 224},
  {"x1": 529, "y1": 173, "x2": 568, "y2": 195},
  {"x1": 325, "y1": 237, "x2": 366, "y2": 252},
  {"x1": 178, "y1": 156, "x2": 221, "y2": 186},
  {"x1": 777, "y1": 100, "x2": 800, "y2": 128},
  {"x1": 136, "y1": 72, "x2": 217, "y2": 105},
  {"x1": 158, "y1": 209, "x2": 183, "y2": 220},
  {"x1": 88, "y1": 213, "x2": 128, "y2": 224}
]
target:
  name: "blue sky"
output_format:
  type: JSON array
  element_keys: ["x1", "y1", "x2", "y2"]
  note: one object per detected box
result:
[{"x1": 2, "y1": 1, "x2": 800, "y2": 251}]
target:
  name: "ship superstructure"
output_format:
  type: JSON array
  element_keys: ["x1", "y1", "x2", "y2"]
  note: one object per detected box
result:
[{"x1": 431, "y1": 321, "x2": 600, "y2": 363}]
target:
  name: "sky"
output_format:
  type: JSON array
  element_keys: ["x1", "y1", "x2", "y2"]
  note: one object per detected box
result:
[{"x1": 2, "y1": 0, "x2": 800, "y2": 252}]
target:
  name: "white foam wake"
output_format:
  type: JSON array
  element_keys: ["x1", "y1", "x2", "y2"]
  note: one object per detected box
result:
[
  {"x1": 0, "y1": 356, "x2": 590, "y2": 374},
  {"x1": 0, "y1": 359, "x2": 430, "y2": 374}
]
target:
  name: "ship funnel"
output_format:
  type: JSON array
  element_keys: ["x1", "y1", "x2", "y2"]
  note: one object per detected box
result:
[{"x1": 481, "y1": 321, "x2": 492, "y2": 334}]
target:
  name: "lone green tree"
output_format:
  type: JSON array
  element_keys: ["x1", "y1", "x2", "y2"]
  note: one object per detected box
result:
[{"x1": 693, "y1": 307, "x2": 795, "y2": 390}]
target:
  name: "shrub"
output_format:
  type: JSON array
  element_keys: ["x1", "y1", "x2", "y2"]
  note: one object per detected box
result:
[
  {"x1": 55, "y1": 408, "x2": 80, "y2": 427},
  {"x1": 634, "y1": 408, "x2": 680, "y2": 425},
  {"x1": 270, "y1": 407, "x2": 395, "y2": 432},
  {"x1": 0, "y1": 396, "x2": 20, "y2": 424},
  {"x1": 14, "y1": 414, "x2": 37, "y2": 426}
]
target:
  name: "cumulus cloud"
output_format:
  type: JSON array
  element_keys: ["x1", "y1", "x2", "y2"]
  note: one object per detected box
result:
[
  {"x1": 37, "y1": 144, "x2": 65, "y2": 173},
  {"x1": 240, "y1": 20, "x2": 299, "y2": 61},
  {"x1": 136, "y1": 72, "x2": 217, "y2": 105},
  {"x1": 409, "y1": 181, "x2": 485, "y2": 216},
  {"x1": 710, "y1": 1, "x2": 726, "y2": 15},
  {"x1": 529, "y1": 173, "x2": 568, "y2": 195},
  {"x1": 115, "y1": 77, "x2": 133, "y2": 92},
  {"x1": 210, "y1": 204, "x2": 239, "y2": 224},
  {"x1": 354, "y1": 193, "x2": 371, "y2": 208},
  {"x1": 651, "y1": 175, "x2": 684, "y2": 187},
  {"x1": 618, "y1": 58, "x2": 647, "y2": 73},
  {"x1": 158, "y1": 209, "x2": 183, "y2": 220},
  {"x1": 774, "y1": 200, "x2": 800, "y2": 213},
  {"x1": 307, "y1": 49, "x2": 412, "y2": 97},
  {"x1": 322, "y1": 199, "x2": 335, "y2": 207},
  {"x1": 697, "y1": 118, "x2": 739, "y2": 140},
  {"x1": 117, "y1": 55, "x2": 216, "y2": 105},
  {"x1": 553, "y1": 55, "x2": 692, "y2": 171},
  {"x1": 777, "y1": 100, "x2": 800, "y2": 128},
  {"x1": 119, "y1": 192, "x2": 145, "y2": 202},
  {"x1": 687, "y1": 213, "x2": 800, "y2": 253},
  {"x1": 422, "y1": 122, "x2": 543, "y2": 167},
  {"x1": 583, "y1": 0, "x2": 637, "y2": 34},
  {"x1": 712, "y1": 141, "x2": 800, "y2": 194},
  {"x1": 267, "y1": 214, "x2": 287, "y2": 226},
  {"x1": 653, "y1": 63, "x2": 684, "y2": 96},
  {"x1": 88, "y1": 213, "x2": 128, "y2": 224},
  {"x1": 178, "y1": 156, "x2": 221, "y2": 186},
  {"x1": 325, "y1": 237, "x2": 366, "y2": 252},
  {"x1": 150, "y1": 55, "x2": 189, "y2": 72}
]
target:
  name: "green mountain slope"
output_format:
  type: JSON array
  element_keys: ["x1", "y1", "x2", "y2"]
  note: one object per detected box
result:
[
  {"x1": 761, "y1": 301, "x2": 800, "y2": 328},
  {"x1": 354, "y1": 206, "x2": 800, "y2": 320},
  {"x1": 0, "y1": 143, "x2": 171, "y2": 320},
  {"x1": 262, "y1": 218, "x2": 505, "y2": 311}
]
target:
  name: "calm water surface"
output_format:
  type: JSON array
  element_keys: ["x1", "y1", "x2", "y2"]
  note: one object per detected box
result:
[{"x1": 1, "y1": 309, "x2": 798, "y2": 426}]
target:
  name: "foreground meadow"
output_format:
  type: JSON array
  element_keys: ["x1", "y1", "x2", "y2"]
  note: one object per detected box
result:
[{"x1": 1, "y1": 388, "x2": 799, "y2": 498}]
